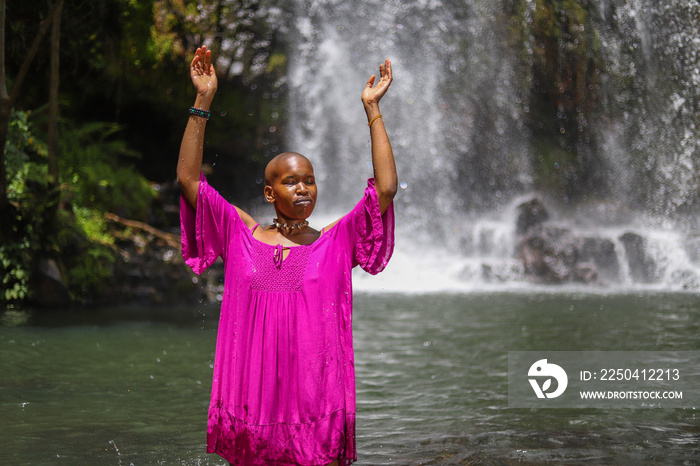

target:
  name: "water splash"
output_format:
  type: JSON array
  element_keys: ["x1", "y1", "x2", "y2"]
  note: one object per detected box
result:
[{"x1": 108, "y1": 440, "x2": 124, "y2": 466}]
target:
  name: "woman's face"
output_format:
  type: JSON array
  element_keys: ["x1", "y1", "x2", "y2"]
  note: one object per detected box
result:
[{"x1": 264, "y1": 155, "x2": 317, "y2": 221}]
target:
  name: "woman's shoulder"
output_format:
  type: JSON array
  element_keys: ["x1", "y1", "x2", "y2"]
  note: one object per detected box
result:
[
  {"x1": 199, "y1": 176, "x2": 258, "y2": 230},
  {"x1": 234, "y1": 206, "x2": 258, "y2": 230},
  {"x1": 321, "y1": 218, "x2": 342, "y2": 235},
  {"x1": 320, "y1": 180, "x2": 378, "y2": 235}
]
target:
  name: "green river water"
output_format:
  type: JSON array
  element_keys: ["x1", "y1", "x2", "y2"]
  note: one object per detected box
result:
[{"x1": 1, "y1": 292, "x2": 699, "y2": 465}]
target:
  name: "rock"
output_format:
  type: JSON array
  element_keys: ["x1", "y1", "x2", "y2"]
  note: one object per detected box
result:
[
  {"x1": 685, "y1": 235, "x2": 700, "y2": 264},
  {"x1": 516, "y1": 198, "x2": 549, "y2": 235},
  {"x1": 579, "y1": 237, "x2": 621, "y2": 283},
  {"x1": 619, "y1": 232, "x2": 659, "y2": 283},
  {"x1": 670, "y1": 269, "x2": 699, "y2": 290},
  {"x1": 574, "y1": 262, "x2": 599, "y2": 284},
  {"x1": 516, "y1": 226, "x2": 578, "y2": 283},
  {"x1": 104, "y1": 231, "x2": 207, "y2": 306},
  {"x1": 481, "y1": 261, "x2": 524, "y2": 283},
  {"x1": 33, "y1": 257, "x2": 71, "y2": 307}
]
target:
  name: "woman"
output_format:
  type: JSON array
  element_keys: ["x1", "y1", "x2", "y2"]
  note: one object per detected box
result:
[{"x1": 178, "y1": 45, "x2": 397, "y2": 465}]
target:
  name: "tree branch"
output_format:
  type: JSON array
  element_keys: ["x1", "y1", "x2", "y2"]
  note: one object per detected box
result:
[
  {"x1": 8, "y1": 0, "x2": 62, "y2": 107},
  {"x1": 0, "y1": 0, "x2": 8, "y2": 101},
  {"x1": 104, "y1": 212, "x2": 181, "y2": 249}
]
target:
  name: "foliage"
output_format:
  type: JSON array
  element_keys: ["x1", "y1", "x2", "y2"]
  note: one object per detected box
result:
[
  {"x1": 0, "y1": 230, "x2": 32, "y2": 303},
  {"x1": 5, "y1": 0, "x2": 287, "y2": 190},
  {"x1": 2, "y1": 111, "x2": 48, "y2": 304},
  {"x1": 59, "y1": 120, "x2": 156, "y2": 220},
  {"x1": 59, "y1": 207, "x2": 116, "y2": 301},
  {"x1": 2, "y1": 0, "x2": 291, "y2": 307},
  {"x1": 2, "y1": 110, "x2": 156, "y2": 307},
  {"x1": 151, "y1": 0, "x2": 285, "y2": 83}
]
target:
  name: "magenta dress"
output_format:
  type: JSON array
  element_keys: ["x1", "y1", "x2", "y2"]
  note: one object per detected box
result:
[{"x1": 180, "y1": 175, "x2": 394, "y2": 465}]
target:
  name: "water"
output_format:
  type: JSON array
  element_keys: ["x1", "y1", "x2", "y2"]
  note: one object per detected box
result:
[{"x1": 2, "y1": 293, "x2": 699, "y2": 464}]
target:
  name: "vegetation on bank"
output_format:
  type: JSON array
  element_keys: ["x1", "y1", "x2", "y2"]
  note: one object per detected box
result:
[
  {"x1": 2, "y1": 109, "x2": 155, "y2": 305},
  {"x1": 0, "y1": 0, "x2": 287, "y2": 309}
]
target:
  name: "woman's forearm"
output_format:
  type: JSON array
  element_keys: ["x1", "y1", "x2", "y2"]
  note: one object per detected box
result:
[
  {"x1": 365, "y1": 102, "x2": 397, "y2": 214},
  {"x1": 177, "y1": 94, "x2": 214, "y2": 207}
]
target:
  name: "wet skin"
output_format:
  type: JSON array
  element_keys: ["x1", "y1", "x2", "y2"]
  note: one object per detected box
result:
[{"x1": 254, "y1": 153, "x2": 322, "y2": 249}]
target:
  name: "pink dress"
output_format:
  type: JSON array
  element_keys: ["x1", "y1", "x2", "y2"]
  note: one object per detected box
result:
[{"x1": 180, "y1": 175, "x2": 394, "y2": 465}]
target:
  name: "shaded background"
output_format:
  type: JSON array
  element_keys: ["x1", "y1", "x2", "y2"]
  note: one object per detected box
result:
[{"x1": 1, "y1": 0, "x2": 699, "y2": 303}]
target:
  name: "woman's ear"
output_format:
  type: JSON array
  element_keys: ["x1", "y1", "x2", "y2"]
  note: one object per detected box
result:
[{"x1": 264, "y1": 185, "x2": 275, "y2": 203}]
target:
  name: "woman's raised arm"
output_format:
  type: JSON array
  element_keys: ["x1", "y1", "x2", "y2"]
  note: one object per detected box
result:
[
  {"x1": 177, "y1": 46, "x2": 218, "y2": 208},
  {"x1": 362, "y1": 58, "x2": 397, "y2": 214}
]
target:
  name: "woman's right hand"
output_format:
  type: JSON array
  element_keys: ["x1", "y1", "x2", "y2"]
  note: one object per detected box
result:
[{"x1": 190, "y1": 45, "x2": 218, "y2": 97}]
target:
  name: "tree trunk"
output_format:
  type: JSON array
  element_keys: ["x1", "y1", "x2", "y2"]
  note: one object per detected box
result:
[
  {"x1": 0, "y1": 0, "x2": 62, "y2": 227},
  {"x1": 48, "y1": 0, "x2": 63, "y2": 187},
  {"x1": 0, "y1": 0, "x2": 8, "y2": 224}
]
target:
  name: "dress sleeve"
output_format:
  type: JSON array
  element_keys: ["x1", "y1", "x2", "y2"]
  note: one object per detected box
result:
[
  {"x1": 350, "y1": 178, "x2": 395, "y2": 274},
  {"x1": 180, "y1": 173, "x2": 238, "y2": 274}
]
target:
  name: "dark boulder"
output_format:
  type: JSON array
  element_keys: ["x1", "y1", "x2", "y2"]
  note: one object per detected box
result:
[
  {"x1": 619, "y1": 232, "x2": 659, "y2": 283},
  {"x1": 108, "y1": 233, "x2": 206, "y2": 305},
  {"x1": 516, "y1": 198, "x2": 549, "y2": 235},
  {"x1": 516, "y1": 226, "x2": 578, "y2": 283},
  {"x1": 579, "y1": 237, "x2": 621, "y2": 283},
  {"x1": 574, "y1": 262, "x2": 599, "y2": 284},
  {"x1": 33, "y1": 257, "x2": 71, "y2": 307}
]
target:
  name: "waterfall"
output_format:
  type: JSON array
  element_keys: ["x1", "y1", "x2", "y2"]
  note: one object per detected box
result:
[{"x1": 282, "y1": 0, "x2": 700, "y2": 292}]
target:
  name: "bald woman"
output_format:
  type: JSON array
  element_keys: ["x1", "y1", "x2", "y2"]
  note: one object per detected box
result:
[{"x1": 177, "y1": 45, "x2": 396, "y2": 466}]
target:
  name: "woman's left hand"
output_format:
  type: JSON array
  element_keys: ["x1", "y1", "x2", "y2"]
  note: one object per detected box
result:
[{"x1": 362, "y1": 58, "x2": 392, "y2": 108}]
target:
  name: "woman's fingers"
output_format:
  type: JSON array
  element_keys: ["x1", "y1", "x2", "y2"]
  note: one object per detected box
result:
[
  {"x1": 192, "y1": 47, "x2": 203, "y2": 73},
  {"x1": 382, "y1": 59, "x2": 392, "y2": 84},
  {"x1": 191, "y1": 46, "x2": 215, "y2": 77},
  {"x1": 204, "y1": 49, "x2": 211, "y2": 72}
]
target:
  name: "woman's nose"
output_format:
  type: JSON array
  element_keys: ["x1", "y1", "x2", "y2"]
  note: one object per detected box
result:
[{"x1": 296, "y1": 183, "x2": 308, "y2": 194}]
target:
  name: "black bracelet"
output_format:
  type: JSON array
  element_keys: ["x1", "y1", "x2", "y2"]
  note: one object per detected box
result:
[{"x1": 189, "y1": 107, "x2": 211, "y2": 120}]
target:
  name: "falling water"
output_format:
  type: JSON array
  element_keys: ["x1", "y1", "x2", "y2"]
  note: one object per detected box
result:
[{"x1": 282, "y1": 0, "x2": 700, "y2": 292}]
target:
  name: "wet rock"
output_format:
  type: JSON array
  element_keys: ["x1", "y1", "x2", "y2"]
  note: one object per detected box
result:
[
  {"x1": 516, "y1": 198, "x2": 549, "y2": 235},
  {"x1": 481, "y1": 263, "x2": 493, "y2": 281},
  {"x1": 33, "y1": 257, "x2": 71, "y2": 307},
  {"x1": 685, "y1": 235, "x2": 700, "y2": 264},
  {"x1": 579, "y1": 237, "x2": 620, "y2": 283},
  {"x1": 670, "y1": 269, "x2": 699, "y2": 290},
  {"x1": 102, "y1": 232, "x2": 207, "y2": 306},
  {"x1": 619, "y1": 232, "x2": 659, "y2": 283},
  {"x1": 574, "y1": 262, "x2": 599, "y2": 284},
  {"x1": 481, "y1": 261, "x2": 524, "y2": 283},
  {"x1": 516, "y1": 227, "x2": 578, "y2": 283}
]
